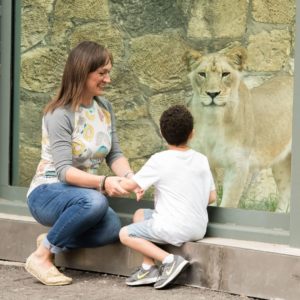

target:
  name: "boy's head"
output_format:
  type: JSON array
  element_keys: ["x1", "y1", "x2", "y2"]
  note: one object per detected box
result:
[{"x1": 159, "y1": 105, "x2": 194, "y2": 146}]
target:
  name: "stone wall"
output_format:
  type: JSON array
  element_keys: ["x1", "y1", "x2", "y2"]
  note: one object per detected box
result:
[{"x1": 19, "y1": 0, "x2": 295, "y2": 209}]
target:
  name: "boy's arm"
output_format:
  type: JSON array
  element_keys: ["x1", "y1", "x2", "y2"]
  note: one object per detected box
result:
[
  {"x1": 119, "y1": 177, "x2": 144, "y2": 201},
  {"x1": 208, "y1": 190, "x2": 217, "y2": 204},
  {"x1": 119, "y1": 177, "x2": 139, "y2": 192}
]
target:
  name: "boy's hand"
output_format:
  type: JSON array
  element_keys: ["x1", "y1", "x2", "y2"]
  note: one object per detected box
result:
[{"x1": 134, "y1": 187, "x2": 144, "y2": 201}]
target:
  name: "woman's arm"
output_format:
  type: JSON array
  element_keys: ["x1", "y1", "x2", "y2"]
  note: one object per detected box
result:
[
  {"x1": 110, "y1": 156, "x2": 134, "y2": 178},
  {"x1": 65, "y1": 167, "x2": 103, "y2": 189},
  {"x1": 64, "y1": 166, "x2": 129, "y2": 196}
]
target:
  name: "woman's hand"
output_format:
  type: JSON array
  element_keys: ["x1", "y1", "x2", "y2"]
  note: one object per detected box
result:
[{"x1": 104, "y1": 176, "x2": 130, "y2": 197}]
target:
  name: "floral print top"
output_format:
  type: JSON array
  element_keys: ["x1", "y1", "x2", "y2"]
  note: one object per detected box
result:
[{"x1": 27, "y1": 97, "x2": 123, "y2": 197}]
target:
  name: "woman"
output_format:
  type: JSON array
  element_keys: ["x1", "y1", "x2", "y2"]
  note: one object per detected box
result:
[{"x1": 25, "y1": 41, "x2": 136, "y2": 286}]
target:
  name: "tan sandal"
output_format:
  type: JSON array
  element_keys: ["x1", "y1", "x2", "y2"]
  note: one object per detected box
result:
[{"x1": 25, "y1": 254, "x2": 72, "y2": 286}]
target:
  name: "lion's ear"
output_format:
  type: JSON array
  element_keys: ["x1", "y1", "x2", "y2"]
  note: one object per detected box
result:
[
  {"x1": 183, "y1": 50, "x2": 203, "y2": 71},
  {"x1": 225, "y1": 47, "x2": 247, "y2": 71}
]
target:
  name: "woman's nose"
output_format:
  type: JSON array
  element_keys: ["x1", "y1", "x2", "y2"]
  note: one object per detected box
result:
[{"x1": 103, "y1": 73, "x2": 111, "y2": 83}]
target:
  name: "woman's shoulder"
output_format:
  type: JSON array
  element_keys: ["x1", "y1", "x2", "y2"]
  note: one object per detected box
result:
[
  {"x1": 44, "y1": 106, "x2": 74, "y2": 128},
  {"x1": 45, "y1": 106, "x2": 72, "y2": 118}
]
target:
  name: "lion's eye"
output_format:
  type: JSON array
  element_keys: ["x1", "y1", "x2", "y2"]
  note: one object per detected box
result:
[
  {"x1": 222, "y1": 72, "x2": 230, "y2": 77},
  {"x1": 198, "y1": 72, "x2": 206, "y2": 78}
]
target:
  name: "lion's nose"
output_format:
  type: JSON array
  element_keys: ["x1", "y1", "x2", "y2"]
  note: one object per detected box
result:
[{"x1": 206, "y1": 91, "x2": 220, "y2": 99}]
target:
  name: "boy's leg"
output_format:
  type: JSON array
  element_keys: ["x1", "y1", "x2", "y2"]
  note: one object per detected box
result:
[
  {"x1": 119, "y1": 209, "x2": 168, "y2": 286},
  {"x1": 120, "y1": 209, "x2": 189, "y2": 288},
  {"x1": 119, "y1": 226, "x2": 189, "y2": 288},
  {"x1": 119, "y1": 226, "x2": 169, "y2": 262},
  {"x1": 119, "y1": 225, "x2": 167, "y2": 286},
  {"x1": 132, "y1": 209, "x2": 158, "y2": 266}
]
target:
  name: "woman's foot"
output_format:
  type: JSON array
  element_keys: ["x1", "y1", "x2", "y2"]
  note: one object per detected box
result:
[
  {"x1": 25, "y1": 253, "x2": 72, "y2": 286},
  {"x1": 36, "y1": 233, "x2": 54, "y2": 263}
]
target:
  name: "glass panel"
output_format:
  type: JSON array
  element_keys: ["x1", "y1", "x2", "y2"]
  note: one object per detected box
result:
[{"x1": 17, "y1": 0, "x2": 295, "y2": 214}]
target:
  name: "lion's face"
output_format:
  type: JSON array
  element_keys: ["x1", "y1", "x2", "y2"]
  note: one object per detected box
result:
[
  {"x1": 185, "y1": 47, "x2": 247, "y2": 109},
  {"x1": 188, "y1": 54, "x2": 241, "y2": 107}
]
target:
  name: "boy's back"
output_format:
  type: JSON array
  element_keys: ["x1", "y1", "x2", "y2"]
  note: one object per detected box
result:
[{"x1": 133, "y1": 148, "x2": 215, "y2": 246}]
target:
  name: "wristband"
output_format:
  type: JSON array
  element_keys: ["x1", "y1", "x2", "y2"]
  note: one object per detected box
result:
[
  {"x1": 99, "y1": 176, "x2": 107, "y2": 193},
  {"x1": 102, "y1": 176, "x2": 109, "y2": 192}
]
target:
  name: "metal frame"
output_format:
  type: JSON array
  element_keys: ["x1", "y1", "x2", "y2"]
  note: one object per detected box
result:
[
  {"x1": 0, "y1": 0, "x2": 11, "y2": 189},
  {"x1": 0, "y1": 0, "x2": 299, "y2": 247},
  {"x1": 11, "y1": 0, "x2": 21, "y2": 186},
  {"x1": 289, "y1": 0, "x2": 300, "y2": 247},
  {"x1": 0, "y1": 0, "x2": 23, "y2": 201}
]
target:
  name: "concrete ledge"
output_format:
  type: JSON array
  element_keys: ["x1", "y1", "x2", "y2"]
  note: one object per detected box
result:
[
  {"x1": 56, "y1": 240, "x2": 300, "y2": 300},
  {"x1": 1, "y1": 213, "x2": 300, "y2": 300}
]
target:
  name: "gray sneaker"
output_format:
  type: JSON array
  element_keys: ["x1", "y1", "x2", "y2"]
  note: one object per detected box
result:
[
  {"x1": 126, "y1": 265, "x2": 159, "y2": 286},
  {"x1": 154, "y1": 255, "x2": 189, "y2": 289}
]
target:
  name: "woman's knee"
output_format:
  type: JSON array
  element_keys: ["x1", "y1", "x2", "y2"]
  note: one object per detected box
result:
[{"x1": 132, "y1": 209, "x2": 144, "y2": 223}]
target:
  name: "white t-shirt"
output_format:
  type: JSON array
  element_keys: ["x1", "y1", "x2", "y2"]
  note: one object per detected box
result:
[{"x1": 133, "y1": 149, "x2": 215, "y2": 246}]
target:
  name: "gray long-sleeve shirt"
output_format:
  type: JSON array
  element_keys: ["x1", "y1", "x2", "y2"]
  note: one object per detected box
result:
[{"x1": 27, "y1": 96, "x2": 123, "y2": 197}]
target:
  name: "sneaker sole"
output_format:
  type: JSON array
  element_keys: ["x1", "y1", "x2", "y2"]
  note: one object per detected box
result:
[
  {"x1": 126, "y1": 277, "x2": 158, "y2": 286},
  {"x1": 154, "y1": 260, "x2": 189, "y2": 289}
]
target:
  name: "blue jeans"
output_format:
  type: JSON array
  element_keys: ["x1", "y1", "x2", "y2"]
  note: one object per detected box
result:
[{"x1": 27, "y1": 183, "x2": 121, "y2": 254}]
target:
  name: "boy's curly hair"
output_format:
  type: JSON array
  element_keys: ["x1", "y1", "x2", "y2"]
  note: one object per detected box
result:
[{"x1": 159, "y1": 105, "x2": 194, "y2": 146}]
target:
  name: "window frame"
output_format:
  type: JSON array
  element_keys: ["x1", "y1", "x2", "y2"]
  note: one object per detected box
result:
[{"x1": 0, "y1": 0, "x2": 299, "y2": 248}]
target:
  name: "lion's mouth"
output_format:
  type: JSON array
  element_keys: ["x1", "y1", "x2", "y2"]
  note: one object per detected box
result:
[{"x1": 202, "y1": 101, "x2": 226, "y2": 107}]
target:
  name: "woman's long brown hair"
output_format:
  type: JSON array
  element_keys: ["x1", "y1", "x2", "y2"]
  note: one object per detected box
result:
[{"x1": 44, "y1": 41, "x2": 113, "y2": 114}]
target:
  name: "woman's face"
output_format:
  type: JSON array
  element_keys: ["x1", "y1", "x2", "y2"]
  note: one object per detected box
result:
[{"x1": 84, "y1": 61, "x2": 112, "y2": 100}]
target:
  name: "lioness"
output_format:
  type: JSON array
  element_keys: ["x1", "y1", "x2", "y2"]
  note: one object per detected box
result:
[{"x1": 185, "y1": 47, "x2": 293, "y2": 213}]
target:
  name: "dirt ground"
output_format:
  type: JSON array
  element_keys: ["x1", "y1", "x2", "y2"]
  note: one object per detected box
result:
[{"x1": 0, "y1": 261, "x2": 255, "y2": 300}]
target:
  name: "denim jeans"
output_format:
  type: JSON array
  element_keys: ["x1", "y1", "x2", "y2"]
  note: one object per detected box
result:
[{"x1": 27, "y1": 183, "x2": 121, "y2": 254}]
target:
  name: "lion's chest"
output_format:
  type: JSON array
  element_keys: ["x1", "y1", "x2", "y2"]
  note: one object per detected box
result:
[{"x1": 191, "y1": 124, "x2": 247, "y2": 169}]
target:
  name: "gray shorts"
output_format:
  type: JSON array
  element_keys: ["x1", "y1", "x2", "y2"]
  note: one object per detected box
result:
[{"x1": 126, "y1": 209, "x2": 166, "y2": 244}]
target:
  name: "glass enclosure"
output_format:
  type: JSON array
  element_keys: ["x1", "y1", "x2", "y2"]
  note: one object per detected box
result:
[
  {"x1": 16, "y1": 0, "x2": 295, "y2": 214},
  {"x1": 1, "y1": 0, "x2": 300, "y2": 247}
]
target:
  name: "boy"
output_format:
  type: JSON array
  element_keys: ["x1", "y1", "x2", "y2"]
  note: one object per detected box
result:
[{"x1": 117, "y1": 105, "x2": 216, "y2": 289}]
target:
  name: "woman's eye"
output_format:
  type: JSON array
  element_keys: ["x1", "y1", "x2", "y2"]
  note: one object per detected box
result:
[
  {"x1": 198, "y1": 72, "x2": 206, "y2": 78},
  {"x1": 99, "y1": 71, "x2": 109, "y2": 77},
  {"x1": 222, "y1": 72, "x2": 230, "y2": 77}
]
